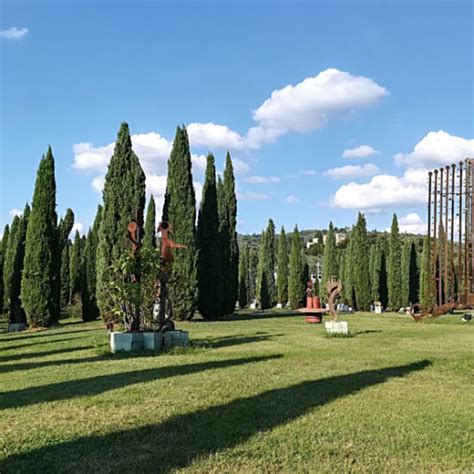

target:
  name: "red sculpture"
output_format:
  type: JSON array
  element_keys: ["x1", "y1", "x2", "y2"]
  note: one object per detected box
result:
[{"x1": 158, "y1": 221, "x2": 186, "y2": 265}]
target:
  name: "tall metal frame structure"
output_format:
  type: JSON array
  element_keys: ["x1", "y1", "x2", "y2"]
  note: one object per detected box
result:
[{"x1": 427, "y1": 158, "x2": 474, "y2": 307}]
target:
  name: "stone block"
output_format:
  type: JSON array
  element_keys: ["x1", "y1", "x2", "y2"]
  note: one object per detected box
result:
[
  {"x1": 8, "y1": 323, "x2": 26, "y2": 333},
  {"x1": 325, "y1": 321, "x2": 349, "y2": 335},
  {"x1": 110, "y1": 332, "x2": 143, "y2": 353},
  {"x1": 163, "y1": 330, "x2": 189, "y2": 349},
  {"x1": 142, "y1": 332, "x2": 164, "y2": 351}
]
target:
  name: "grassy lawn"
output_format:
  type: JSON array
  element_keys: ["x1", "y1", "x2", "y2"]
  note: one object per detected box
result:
[{"x1": 0, "y1": 311, "x2": 473, "y2": 473}]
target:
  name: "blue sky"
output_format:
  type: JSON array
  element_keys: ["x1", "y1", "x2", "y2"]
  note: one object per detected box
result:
[{"x1": 1, "y1": 0, "x2": 473, "y2": 236}]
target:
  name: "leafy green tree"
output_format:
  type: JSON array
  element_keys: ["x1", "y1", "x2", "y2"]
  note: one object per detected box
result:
[
  {"x1": 161, "y1": 126, "x2": 197, "y2": 320},
  {"x1": 81, "y1": 205, "x2": 102, "y2": 321},
  {"x1": 238, "y1": 244, "x2": 249, "y2": 309},
  {"x1": 401, "y1": 238, "x2": 419, "y2": 307},
  {"x1": 322, "y1": 222, "x2": 338, "y2": 302},
  {"x1": 276, "y1": 226, "x2": 289, "y2": 305},
  {"x1": 97, "y1": 123, "x2": 146, "y2": 321},
  {"x1": 379, "y1": 236, "x2": 389, "y2": 309},
  {"x1": 388, "y1": 214, "x2": 402, "y2": 309},
  {"x1": 0, "y1": 224, "x2": 10, "y2": 314},
  {"x1": 247, "y1": 247, "x2": 258, "y2": 304},
  {"x1": 21, "y1": 148, "x2": 59, "y2": 327},
  {"x1": 144, "y1": 195, "x2": 156, "y2": 249},
  {"x1": 420, "y1": 235, "x2": 435, "y2": 312},
  {"x1": 352, "y1": 213, "x2": 371, "y2": 311},
  {"x1": 256, "y1": 230, "x2": 270, "y2": 309},
  {"x1": 69, "y1": 230, "x2": 83, "y2": 304},
  {"x1": 58, "y1": 209, "x2": 74, "y2": 308},
  {"x1": 4, "y1": 205, "x2": 29, "y2": 324},
  {"x1": 289, "y1": 226, "x2": 304, "y2": 309},
  {"x1": 369, "y1": 243, "x2": 379, "y2": 301},
  {"x1": 197, "y1": 154, "x2": 223, "y2": 319},
  {"x1": 218, "y1": 153, "x2": 239, "y2": 314}
]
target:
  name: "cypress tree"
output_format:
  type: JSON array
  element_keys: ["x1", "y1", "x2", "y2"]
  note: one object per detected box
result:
[
  {"x1": 58, "y1": 209, "x2": 74, "y2": 308},
  {"x1": 69, "y1": 230, "x2": 82, "y2": 304},
  {"x1": 322, "y1": 221, "x2": 338, "y2": 302},
  {"x1": 247, "y1": 247, "x2": 258, "y2": 305},
  {"x1": 409, "y1": 240, "x2": 419, "y2": 305},
  {"x1": 81, "y1": 205, "x2": 102, "y2": 321},
  {"x1": 196, "y1": 154, "x2": 223, "y2": 319},
  {"x1": 276, "y1": 226, "x2": 289, "y2": 306},
  {"x1": 401, "y1": 238, "x2": 417, "y2": 307},
  {"x1": 289, "y1": 225, "x2": 304, "y2": 309},
  {"x1": 420, "y1": 235, "x2": 435, "y2": 312},
  {"x1": 352, "y1": 213, "x2": 370, "y2": 311},
  {"x1": 21, "y1": 148, "x2": 58, "y2": 327},
  {"x1": 388, "y1": 214, "x2": 402, "y2": 310},
  {"x1": 4, "y1": 205, "x2": 29, "y2": 324},
  {"x1": 161, "y1": 126, "x2": 197, "y2": 320},
  {"x1": 266, "y1": 219, "x2": 276, "y2": 305},
  {"x1": 379, "y1": 236, "x2": 389, "y2": 309},
  {"x1": 97, "y1": 122, "x2": 146, "y2": 321},
  {"x1": 218, "y1": 153, "x2": 239, "y2": 314},
  {"x1": 144, "y1": 195, "x2": 156, "y2": 249},
  {"x1": 256, "y1": 230, "x2": 270, "y2": 309},
  {"x1": 238, "y1": 244, "x2": 249, "y2": 309},
  {"x1": 369, "y1": 242, "x2": 379, "y2": 302},
  {"x1": 0, "y1": 224, "x2": 10, "y2": 314}
]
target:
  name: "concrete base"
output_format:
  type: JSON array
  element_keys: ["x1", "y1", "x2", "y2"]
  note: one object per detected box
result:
[
  {"x1": 325, "y1": 321, "x2": 349, "y2": 335},
  {"x1": 163, "y1": 330, "x2": 189, "y2": 348},
  {"x1": 142, "y1": 332, "x2": 164, "y2": 351},
  {"x1": 276, "y1": 303, "x2": 283, "y2": 309},
  {"x1": 110, "y1": 332, "x2": 143, "y2": 353},
  {"x1": 8, "y1": 322, "x2": 26, "y2": 333}
]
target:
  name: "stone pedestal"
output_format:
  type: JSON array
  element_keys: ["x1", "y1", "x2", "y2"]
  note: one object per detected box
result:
[
  {"x1": 110, "y1": 332, "x2": 143, "y2": 353},
  {"x1": 325, "y1": 321, "x2": 349, "y2": 335},
  {"x1": 142, "y1": 332, "x2": 164, "y2": 351},
  {"x1": 163, "y1": 330, "x2": 189, "y2": 348},
  {"x1": 8, "y1": 323, "x2": 26, "y2": 333}
]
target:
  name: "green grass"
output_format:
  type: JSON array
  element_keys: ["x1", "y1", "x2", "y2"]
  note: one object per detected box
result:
[{"x1": 0, "y1": 311, "x2": 473, "y2": 473}]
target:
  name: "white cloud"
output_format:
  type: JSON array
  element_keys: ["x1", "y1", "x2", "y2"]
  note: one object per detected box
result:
[
  {"x1": 238, "y1": 191, "x2": 269, "y2": 201},
  {"x1": 0, "y1": 27, "x2": 29, "y2": 40},
  {"x1": 331, "y1": 168, "x2": 427, "y2": 210},
  {"x1": 247, "y1": 68, "x2": 388, "y2": 148},
  {"x1": 191, "y1": 154, "x2": 207, "y2": 171},
  {"x1": 244, "y1": 175, "x2": 280, "y2": 184},
  {"x1": 342, "y1": 145, "x2": 380, "y2": 159},
  {"x1": 9, "y1": 209, "x2": 22, "y2": 218},
  {"x1": 395, "y1": 130, "x2": 474, "y2": 168},
  {"x1": 285, "y1": 195, "x2": 300, "y2": 204},
  {"x1": 72, "y1": 222, "x2": 84, "y2": 235},
  {"x1": 300, "y1": 169, "x2": 317, "y2": 176},
  {"x1": 187, "y1": 122, "x2": 244, "y2": 149},
  {"x1": 73, "y1": 143, "x2": 114, "y2": 173},
  {"x1": 232, "y1": 158, "x2": 251, "y2": 174},
  {"x1": 91, "y1": 175, "x2": 105, "y2": 193},
  {"x1": 324, "y1": 163, "x2": 379, "y2": 180},
  {"x1": 397, "y1": 213, "x2": 426, "y2": 235}
]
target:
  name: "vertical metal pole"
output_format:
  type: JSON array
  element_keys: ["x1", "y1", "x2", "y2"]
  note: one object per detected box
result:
[
  {"x1": 458, "y1": 162, "x2": 463, "y2": 303},
  {"x1": 433, "y1": 169, "x2": 438, "y2": 306},
  {"x1": 438, "y1": 167, "x2": 444, "y2": 306},
  {"x1": 444, "y1": 166, "x2": 449, "y2": 303},
  {"x1": 450, "y1": 163, "x2": 456, "y2": 302},
  {"x1": 464, "y1": 159, "x2": 470, "y2": 304}
]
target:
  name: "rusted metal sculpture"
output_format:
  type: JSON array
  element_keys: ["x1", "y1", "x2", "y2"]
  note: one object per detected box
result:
[
  {"x1": 156, "y1": 221, "x2": 186, "y2": 332},
  {"x1": 420, "y1": 157, "x2": 474, "y2": 319},
  {"x1": 326, "y1": 278, "x2": 342, "y2": 322}
]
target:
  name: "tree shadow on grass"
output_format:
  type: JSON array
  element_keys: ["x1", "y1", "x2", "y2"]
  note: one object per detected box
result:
[
  {"x1": 0, "y1": 360, "x2": 431, "y2": 473},
  {"x1": 0, "y1": 346, "x2": 94, "y2": 364},
  {"x1": 0, "y1": 355, "x2": 282, "y2": 410},
  {"x1": 0, "y1": 328, "x2": 98, "y2": 344},
  {"x1": 192, "y1": 333, "x2": 284, "y2": 349},
  {"x1": 0, "y1": 336, "x2": 95, "y2": 353},
  {"x1": 353, "y1": 330, "x2": 383, "y2": 336},
  {"x1": 194, "y1": 311, "x2": 299, "y2": 322}
]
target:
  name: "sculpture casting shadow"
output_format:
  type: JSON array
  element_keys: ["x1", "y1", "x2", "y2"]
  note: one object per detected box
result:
[{"x1": 1, "y1": 360, "x2": 431, "y2": 472}]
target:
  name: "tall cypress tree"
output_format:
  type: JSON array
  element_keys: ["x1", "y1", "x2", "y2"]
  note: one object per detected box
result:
[
  {"x1": 276, "y1": 226, "x2": 289, "y2": 306},
  {"x1": 21, "y1": 148, "x2": 58, "y2": 327},
  {"x1": 352, "y1": 213, "x2": 370, "y2": 311},
  {"x1": 369, "y1": 242, "x2": 379, "y2": 302},
  {"x1": 161, "y1": 125, "x2": 197, "y2": 320},
  {"x1": 256, "y1": 230, "x2": 270, "y2": 309},
  {"x1": 322, "y1": 221, "x2": 338, "y2": 302},
  {"x1": 144, "y1": 195, "x2": 156, "y2": 249},
  {"x1": 266, "y1": 219, "x2": 276, "y2": 305},
  {"x1": 0, "y1": 224, "x2": 10, "y2": 314},
  {"x1": 58, "y1": 209, "x2": 74, "y2": 308},
  {"x1": 420, "y1": 235, "x2": 435, "y2": 312},
  {"x1": 97, "y1": 122, "x2": 146, "y2": 320},
  {"x1": 218, "y1": 153, "x2": 239, "y2": 314},
  {"x1": 197, "y1": 154, "x2": 223, "y2": 319},
  {"x1": 81, "y1": 205, "x2": 102, "y2": 321},
  {"x1": 388, "y1": 214, "x2": 402, "y2": 310},
  {"x1": 379, "y1": 235, "x2": 389, "y2": 309},
  {"x1": 69, "y1": 230, "x2": 82, "y2": 304},
  {"x1": 4, "y1": 205, "x2": 29, "y2": 324},
  {"x1": 409, "y1": 240, "x2": 419, "y2": 305},
  {"x1": 289, "y1": 226, "x2": 304, "y2": 309},
  {"x1": 238, "y1": 244, "x2": 249, "y2": 309},
  {"x1": 247, "y1": 247, "x2": 258, "y2": 305},
  {"x1": 401, "y1": 238, "x2": 412, "y2": 307}
]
